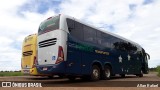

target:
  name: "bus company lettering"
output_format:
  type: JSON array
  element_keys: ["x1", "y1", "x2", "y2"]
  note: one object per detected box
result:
[
  {"x1": 95, "y1": 50, "x2": 109, "y2": 55},
  {"x1": 76, "y1": 44, "x2": 94, "y2": 52},
  {"x1": 11, "y1": 82, "x2": 42, "y2": 87}
]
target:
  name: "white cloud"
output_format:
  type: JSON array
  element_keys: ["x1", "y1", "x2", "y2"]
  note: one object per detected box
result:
[
  {"x1": 0, "y1": 0, "x2": 159, "y2": 71},
  {"x1": 0, "y1": 0, "x2": 57, "y2": 71}
]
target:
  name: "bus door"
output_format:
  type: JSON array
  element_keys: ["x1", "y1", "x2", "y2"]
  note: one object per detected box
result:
[{"x1": 66, "y1": 36, "x2": 82, "y2": 75}]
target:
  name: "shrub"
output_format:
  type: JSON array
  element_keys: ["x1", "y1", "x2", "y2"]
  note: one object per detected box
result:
[{"x1": 156, "y1": 65, "x2": 160, "y2": 77}]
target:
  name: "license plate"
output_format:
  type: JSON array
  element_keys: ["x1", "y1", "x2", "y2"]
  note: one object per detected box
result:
[
  {"x1": 23, "y1": 70, "x2": 29, "y2": 74},
  {"x1": 43, "y1": 67, "x2": 47, "y2": 70}
]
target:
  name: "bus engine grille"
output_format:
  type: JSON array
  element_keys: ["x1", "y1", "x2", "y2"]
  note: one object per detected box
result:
[
  {"x1": 23, "y1": 51, "x2": 33, "y2": 56},
  {"x1": 39, "y1": 38, "x2": 57, "y2": 48}
]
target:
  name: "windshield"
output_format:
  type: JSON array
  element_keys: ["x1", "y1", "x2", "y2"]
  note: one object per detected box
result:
[{"x1": 38, "y1": 16, "x2": 60, "y2": 35}]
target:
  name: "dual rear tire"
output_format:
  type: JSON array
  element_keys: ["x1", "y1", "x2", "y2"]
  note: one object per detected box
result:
[
  {"x1": 67, "y1": 65, "x2": 111, "y2": 81},
  {"x1": 101, "y1": 66, "x2": 111, "y2": 80},
  {"x1": 90, "y1": 65, "x2": 100, "y2": 81},
  {"x1": 90, "y1": 65, "x2": 111, "y2": 81}
]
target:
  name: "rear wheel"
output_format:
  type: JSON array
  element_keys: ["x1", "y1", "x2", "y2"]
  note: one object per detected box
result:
[
  {"x1": 90, "y1": 65, "x2": 100, "y2": 81},
  {"x1": 101, "y1": 66, "x2": 111, "y2": 80}
]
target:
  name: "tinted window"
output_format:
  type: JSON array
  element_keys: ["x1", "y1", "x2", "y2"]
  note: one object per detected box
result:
[
  {"x1": 67, "y1": 19, "x2": 83, "y2": 40},
  {"x1": 101, "y1": 33, "x2": 113, "y2": 48},
  {"x1": 66, "y1": 18, "x2": 74, "y2": 32},
  {"x1": 127, "y1": 43, "x2": 138, "y2": 53},
  {"x1": 38, "y1": 16, "x2": 59, "y2": 35},
  {"x1": 83, "y1": 25, "x2": 96, "y2": 43},
  {"x1": 97, "y1": 31, "x2": 102, "y2": 44}
]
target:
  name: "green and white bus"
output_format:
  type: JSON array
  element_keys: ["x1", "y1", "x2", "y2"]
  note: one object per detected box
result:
[{"x1": 36, "y1": 14, "x2": 150, "y2": 81}]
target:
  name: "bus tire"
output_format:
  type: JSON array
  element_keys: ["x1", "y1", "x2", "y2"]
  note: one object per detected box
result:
[
  {"x1": 102, "y1": 65, "x2": 111, "y2": 80},
  {"x1": 90, "y1": 65, "x2": 100, "y2": 81}
]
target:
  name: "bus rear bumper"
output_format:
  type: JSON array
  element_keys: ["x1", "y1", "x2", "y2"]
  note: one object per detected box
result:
[
  {"x1": 36, "y1": 63, "x2": 65, "y2": 74},
  {"x1": 21, "y1": 68, "x2": 30, "y2": 75}
]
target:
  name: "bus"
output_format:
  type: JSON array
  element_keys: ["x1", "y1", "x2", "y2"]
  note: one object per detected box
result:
[
  {"x1": 21, "y1": 34, "x2": 39, "y2": 75},
  {"x1": 21, "y1": 34, "x2": 59, "y2": 78},
  {"x1": 36, "y1": 14, "x2": 150, "y2": 81}
]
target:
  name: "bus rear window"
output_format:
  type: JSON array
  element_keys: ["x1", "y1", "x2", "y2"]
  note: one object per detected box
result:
[{"x1": 38, "y1": 16, "x2": 60, "y2": 35}]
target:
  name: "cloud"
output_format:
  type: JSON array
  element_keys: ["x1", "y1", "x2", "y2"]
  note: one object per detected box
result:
[
  {"x1": 0, "y1": 0, "x2": 57, "y2": 71},
  {"x1": 19, "y1": 0, "x2": 62, "y2": 14},
  {"x1": 0, "y1": 0, "x2": 159, "y2": 71}
]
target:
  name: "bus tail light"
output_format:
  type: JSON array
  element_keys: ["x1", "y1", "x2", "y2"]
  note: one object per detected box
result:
[
  {"x1": 32, "y1": 56, "x2": 38, "y2": 68},
  {"x1": 55, "y1": 46, "x2": 64, "y2": 64}
]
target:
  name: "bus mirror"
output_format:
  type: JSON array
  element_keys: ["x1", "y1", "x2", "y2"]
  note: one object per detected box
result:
[{"x1": 146, "y1": 53, "x2": 150, "y2": 60}]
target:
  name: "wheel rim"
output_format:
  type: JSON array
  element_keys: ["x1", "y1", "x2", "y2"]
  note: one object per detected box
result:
[
  {"x1": 93, "y1": 68, "x2": 99, "y2": 78},
  {"x1": 105, "y1": 68, "x2": 110, "y2": 78}
]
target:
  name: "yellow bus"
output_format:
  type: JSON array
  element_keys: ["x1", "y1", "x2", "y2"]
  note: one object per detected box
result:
[
  {"x1": 21, "y1": 34, "x2": 64, "y2": 78},
  {"x1": 21, "y1": 34, "x2": 39, "y2": 75}
]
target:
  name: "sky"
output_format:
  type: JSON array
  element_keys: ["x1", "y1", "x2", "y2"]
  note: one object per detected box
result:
[{"x1": 0, "y1": 0, "x2": 160, "y2": 71}]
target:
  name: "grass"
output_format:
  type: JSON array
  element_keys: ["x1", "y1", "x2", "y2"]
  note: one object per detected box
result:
[
  {"x1": 156, "y1": 65, "x2": 160, "y2": 77},
  {"x1": 0, "y1": 72, "x2": 23, "y2": 76}
]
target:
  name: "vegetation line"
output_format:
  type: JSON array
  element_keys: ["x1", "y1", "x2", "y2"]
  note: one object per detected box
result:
[
  {"x1": 157, "y1": 66, "x2": 160, "y2": 77},
  {"x1": 0, "y1": 71, "x2": 23, "y2": 76}
]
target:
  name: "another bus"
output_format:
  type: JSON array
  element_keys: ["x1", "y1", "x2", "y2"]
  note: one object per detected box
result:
[
  {"x1": 21, "y1": 34, "x2": 39, "y2": 75},
  {"x1": 21, "y1": 34, "x2": 63, "y2": 78},
  {"x1": 36, "y1": 14, "x2": 150, "y2": 81}
]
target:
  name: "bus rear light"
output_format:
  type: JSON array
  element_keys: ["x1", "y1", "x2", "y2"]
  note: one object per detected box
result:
[
  {"x1": 32, "y1": 56, "x2": 38, "y2": 68},
  {"x1": 30, "y1": 70, "x2": 34, "y2": 73},
  {"x1": 55, "y1": 46, "x2": 64, "y2": 64}
]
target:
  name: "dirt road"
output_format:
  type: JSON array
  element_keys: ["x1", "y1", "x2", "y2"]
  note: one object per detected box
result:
[{"x1": 0, "y1": 72, "x2": 160, "y2": 87}]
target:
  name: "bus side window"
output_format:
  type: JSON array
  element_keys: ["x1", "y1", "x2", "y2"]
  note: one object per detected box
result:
[
  {"x1": 97, "y1": 31, "x2": 102, "y2": 44},
  {"x1": 74, "y1": 21, "x2": 83, "y2": 40},
  {"x1": 67, "y1": 19, "x2": 83, "y2": 41},
  {"x1": 83, "y1": 25, "x2": 96, "y2": 43},
  {"x1": 101, "y1": 33, "x2": 112, "y2": 48},
  {"x1": 66, "y1": 18, "x2": 74, "y2": 32}
]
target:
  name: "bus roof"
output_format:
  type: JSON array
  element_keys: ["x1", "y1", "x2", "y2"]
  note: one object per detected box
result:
[{"x1": 61, "y1": 14, "x2": 141, "y2": 48}]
